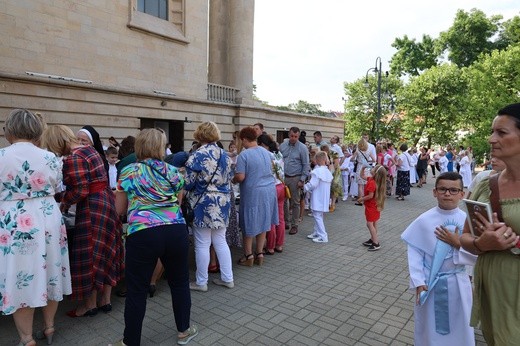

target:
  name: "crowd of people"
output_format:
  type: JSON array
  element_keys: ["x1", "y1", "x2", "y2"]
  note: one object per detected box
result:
[{"x1": 1, "y1": 102, "x2": 520, "y2": 346}]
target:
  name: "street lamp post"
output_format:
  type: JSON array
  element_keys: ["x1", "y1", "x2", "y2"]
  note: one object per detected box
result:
[{"x1": 365, "y1": 57, "x2": 383, "y2": 140}]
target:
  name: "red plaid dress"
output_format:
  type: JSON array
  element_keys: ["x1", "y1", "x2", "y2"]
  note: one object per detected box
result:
[{"x1": 62, "y1": 146, "x2": 124, "y2": 300}]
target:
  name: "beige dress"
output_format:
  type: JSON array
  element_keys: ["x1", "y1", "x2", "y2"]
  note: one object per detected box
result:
[{"x1": 469, "y1": 177, "x2": 520, "y2": 346}]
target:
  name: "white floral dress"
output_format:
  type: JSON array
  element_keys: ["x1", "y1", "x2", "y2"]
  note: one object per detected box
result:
[{"x1": 0, "y1": 142, "x2": 71, "y2": 315}]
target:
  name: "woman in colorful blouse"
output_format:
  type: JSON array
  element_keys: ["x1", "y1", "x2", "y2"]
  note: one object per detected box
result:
[
  {"x1": 1, "y1": 109, "x2": 71, "y2": 346},
  {"x1": 185, "y1": 121, "x2": 234, "y2": 292},
  {"x1": 43, "y1": 125, "x2": 124, "y2": 318},
  {"x1": 114, "y1": 128, "x2": 197, "y2": 345}
]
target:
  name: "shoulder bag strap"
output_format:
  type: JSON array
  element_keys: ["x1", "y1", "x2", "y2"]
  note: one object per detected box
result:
[
  {"x1": 489, "y1": 172, "x2": 503, "y2": 222},
  {"x1": 191, "y1": 150, "x2": 222, "y2": 206}
]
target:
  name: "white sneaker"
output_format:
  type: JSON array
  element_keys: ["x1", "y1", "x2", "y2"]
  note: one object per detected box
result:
[
  {"x1": 213, "y1": 278, "x2": 234, "y2": 288},
  {"x1": 189, "y1": 282, "x2": 208, "y2": 292},
  {"x1": 342, "y1": 196, "x2": 348, "y2": 201},
  {"x1": 312, "y1": 238, "x2": 328, "y2": 243},
  {"x1": 307, "y1": 234, "x2": 319, "y2": 239}
]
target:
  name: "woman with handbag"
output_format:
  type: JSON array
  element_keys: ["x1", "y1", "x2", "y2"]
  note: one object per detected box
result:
[
  {"x1": 184, "y1": 122, "x2": 234, "y2": 292},
  {"x1": 258, "y1": 134, "x2": 286, "y2": 255},
  {"x1": 460, "y1": 103, "x2": 520, "y2": 345},
  {"x1": 354, "y1": 138, "x2": 376, "y2": 205},
  {"x1": 113, "y1": 128, "x2": 197, "y2": 345}
]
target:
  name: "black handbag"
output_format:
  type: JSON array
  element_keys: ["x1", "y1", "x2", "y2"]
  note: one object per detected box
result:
[{"x1": 181, "y1": 196, "x2": 195, "y2": 224}]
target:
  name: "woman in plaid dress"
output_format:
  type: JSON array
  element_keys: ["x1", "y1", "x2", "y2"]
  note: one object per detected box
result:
[{"x1": 43, "y1": 125, "x2": 124, "y2": 318}]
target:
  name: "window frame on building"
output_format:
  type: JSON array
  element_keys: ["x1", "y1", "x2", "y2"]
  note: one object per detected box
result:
[{"x1": 128, "y1": 0, "x2": 188, "y2": 44}]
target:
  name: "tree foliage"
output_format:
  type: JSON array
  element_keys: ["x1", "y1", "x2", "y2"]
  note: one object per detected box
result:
[
  {"x1": 495, "y1": 16, "x2": 520, "y2": 49},
  {"x1": 397, "y1": 64, "x2": 468, "y2": 147},
  {"x1": 276, "y1": 100, "x2": 327, "y2": 116},
  {"x1": 389, "y1": 34, "x2": 438, "y2": 77},
  {"x1": 343, "y1": 75, "x2": 402, "y2": 143},
  {"x1": 438, "y1": 9, "x2": 503, "y2": 67}
]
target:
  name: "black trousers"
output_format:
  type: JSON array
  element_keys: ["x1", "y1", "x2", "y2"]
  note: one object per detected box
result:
[{"x1": 123, "y1": 224, "x2": 191, "y2": 346}]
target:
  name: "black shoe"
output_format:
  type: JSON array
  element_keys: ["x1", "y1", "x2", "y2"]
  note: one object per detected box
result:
[
  {"x1": 362, "y1": 239, "x2": 373, "y2": 247},
  {"x1": 368, "y1": 243, "x2": 381, "y2": 251},
  {"x1": 149, "y1": 284, "x2": 157, "y2": 298},
  {"x1": 99, "y1": 303, "x2": 112, "y2": 313}
]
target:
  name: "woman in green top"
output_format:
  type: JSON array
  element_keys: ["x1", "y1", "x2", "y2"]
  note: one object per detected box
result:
[{"x1": 460, "y1": 103, "x2": 520, "y2": 346}]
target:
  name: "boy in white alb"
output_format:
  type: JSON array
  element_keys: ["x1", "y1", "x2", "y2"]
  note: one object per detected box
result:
[
  {"x1": 106, "y1": 146, "x2": 119, "y2": 190},
  {"x1": 401, "y1": 172, "x2": 477, "y2": 346},
  {"x1": 305, "y1": 152, "x2": 333, "y2": 243},
  {"x1": 340, "y1": 151, "x2": 353, "y2": 201}
]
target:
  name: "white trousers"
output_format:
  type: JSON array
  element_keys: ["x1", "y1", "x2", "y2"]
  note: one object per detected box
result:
[
  {"x1": 193, "y1": 226, "x2": 233, "y2": 285},
  {"x1": 341, "y1": 174, "x2": 350, "y2": 197},
  {"x1": 311, "y1": 210, "x2": 328, "y2": 242}
]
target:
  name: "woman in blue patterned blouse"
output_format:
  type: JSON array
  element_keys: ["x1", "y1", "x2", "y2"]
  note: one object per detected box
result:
[{"x1": 185, "y1": 122, "x2": 234, "y2": 292}]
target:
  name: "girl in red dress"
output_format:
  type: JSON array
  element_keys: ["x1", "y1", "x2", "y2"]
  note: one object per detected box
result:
[{"x1": 358, "y1": 165, "x2": 387, "y2": 251}]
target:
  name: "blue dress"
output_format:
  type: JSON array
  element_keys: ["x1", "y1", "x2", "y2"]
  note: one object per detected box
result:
[
  {"x1": 446, "y1": 151, "x2": 454, "y2": 172},
  {"x1": 235, "y1": 146, "x2": 278, "y2": 236}
]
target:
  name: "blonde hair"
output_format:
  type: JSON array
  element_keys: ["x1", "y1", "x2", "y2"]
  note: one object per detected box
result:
[
  {"x1": 135, "y1": 128, "x2": 166, "y2": 160},
  {"x1": 193, "y1": 121, "x2": 221, "y2": 143},
  {"x1": 315, "y1": 151, "x2": 328, "y2": 163},
  {"x1": 4, "y1": 109, "x2": 45, "y2": 142},
  {"x1": 357, "y1": 138, "x2": 368, "y2": 152},
  {"x1": 42, "y1": 125, "x2": 77, "y2": 156},
  {"x1": 372, "y1": 164, "x2": 387, "y2": 211}
]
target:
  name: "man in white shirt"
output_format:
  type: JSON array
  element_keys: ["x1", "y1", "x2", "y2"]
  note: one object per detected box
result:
[
  {"x1": 329, "y1": 135, "x2": 344, "y2": 158},
  {"x1": 362, "y1": 133, "x2": 376, "y2": 164}
]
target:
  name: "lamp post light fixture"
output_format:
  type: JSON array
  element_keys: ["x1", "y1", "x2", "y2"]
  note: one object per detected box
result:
[{"x1": 364, "y1": 57, "x2": 384, "y2": 140}]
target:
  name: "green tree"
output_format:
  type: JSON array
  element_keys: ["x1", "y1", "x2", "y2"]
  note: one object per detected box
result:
[
  {"x1": 460, "y1": 44, "x2": 520, "y2": 160},
  {"x1": 438, "y1": 9, "x2": 502, "y2": 67},
  {"x1": 276, "y1": 100, "x2": 326, "y2": 116},
  {"x1": 495, "y1": 15, "x2": 520, "y2": 49},
  {"x1": 398, "y1": 64, "x2": 468, "y2": 147},
  {"x1": 343, "y1": 75, "x2": 402, "y2": 142},
  {"x1": 389, "y1": 34, "x2": 438, "y2": 77}
]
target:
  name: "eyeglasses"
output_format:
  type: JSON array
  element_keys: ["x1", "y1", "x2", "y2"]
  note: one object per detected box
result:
[{"x1": 435, "y1": 187, "x2": 463, "y2": 195}]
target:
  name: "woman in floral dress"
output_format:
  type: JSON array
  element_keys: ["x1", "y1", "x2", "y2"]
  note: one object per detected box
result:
[{"x1": 1, "y1": 109, "x2": 71, "y2": 346}]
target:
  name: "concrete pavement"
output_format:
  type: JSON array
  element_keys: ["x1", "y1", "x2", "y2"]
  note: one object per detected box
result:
[{"x1": 0, "y1": 174, "x2": 487, "y2": 345}]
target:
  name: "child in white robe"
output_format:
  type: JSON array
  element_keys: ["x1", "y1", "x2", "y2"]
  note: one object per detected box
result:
[
  {"x1": 401, "y1": 172, "x2": 477, "y2": 346},
  {"x1": 305, "y1": 152, "x2": 333, "y2": 243},
  {"x1": 340, "y1": 153, "x2": 353, "y2": 201}
]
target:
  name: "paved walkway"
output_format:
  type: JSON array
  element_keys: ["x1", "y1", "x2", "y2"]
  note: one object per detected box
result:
[{"x1": 1, "y1": 175, "x2": 486, "y2": 345}]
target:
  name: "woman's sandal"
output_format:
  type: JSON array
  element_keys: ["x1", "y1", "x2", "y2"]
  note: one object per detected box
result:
[
  {"x1": 36, "y1": 325, "x2": 55, "y2": 345},
  {"x1": 274, "y1": 247, "x2": 283, "y2": 253},
  {"x1": 255, "y1": 252, "x2": 265, "y2": 266},
  {"x1": 208, "y1": 264, "x2": 220, "y2": 273},
  {"x1": 17, "y1": 339, "x2": 36, "y2": 346},
  {"x1": 264, "y1": 249, "x2": 275, "y2": 255},
  {"x1": 237, "y1": 254, "x2": 254, "y2": 266}
]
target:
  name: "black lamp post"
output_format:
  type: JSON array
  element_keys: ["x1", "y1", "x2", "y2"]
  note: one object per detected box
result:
[{"x1": 364, "y1": 57, "x2": 383, "y2": 140}]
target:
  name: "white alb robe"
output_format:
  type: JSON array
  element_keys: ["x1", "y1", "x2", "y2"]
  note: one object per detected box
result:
[
  {"x1": 304, "y1": 165, "x2": 333, "y2": 212},
  {"x1": 401, "y1": 207, "x2": 477, "y2": 346},
  {"x1": 459, "y1": 156, "x2": 472, "y2": 188}
]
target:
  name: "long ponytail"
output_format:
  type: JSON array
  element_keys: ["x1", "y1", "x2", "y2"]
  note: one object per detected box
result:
[{"x1": 373, "y1": 164, "x2": 387, "y2": 211}]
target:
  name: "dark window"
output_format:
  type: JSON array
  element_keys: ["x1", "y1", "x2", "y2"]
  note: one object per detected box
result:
[{"x1": 138, "y1": 0, "x2": 168, "y2": 20}]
